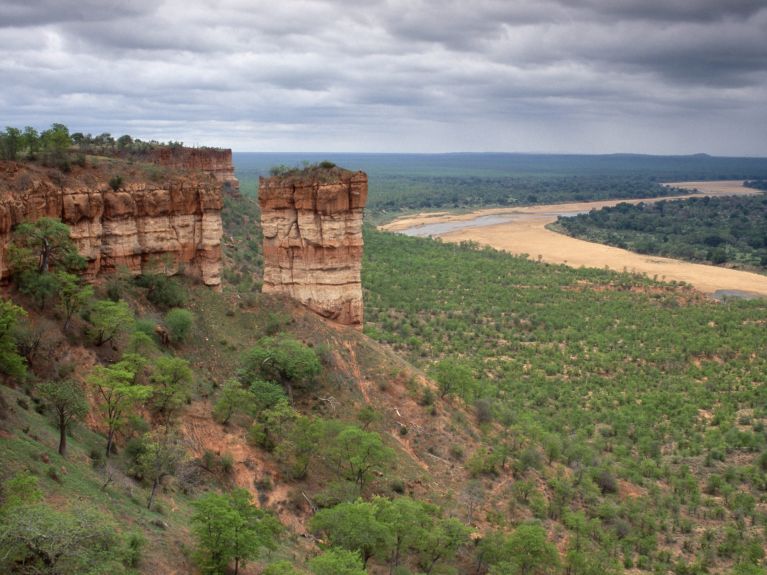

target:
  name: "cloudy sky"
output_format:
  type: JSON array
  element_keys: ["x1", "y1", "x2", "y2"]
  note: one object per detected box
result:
[{"x1": 2, "y1": 0, "x2": 766, "y2": 154}]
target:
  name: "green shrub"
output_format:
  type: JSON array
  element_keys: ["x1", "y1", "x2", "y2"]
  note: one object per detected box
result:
[
  {"x1": 136, "y1": 274, "x2": 187, "y2": 309},
  {"x1": 164, "y1": 308, "x2": 194, "y2": 344}
]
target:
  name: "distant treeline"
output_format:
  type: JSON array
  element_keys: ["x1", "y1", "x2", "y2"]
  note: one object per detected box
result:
[
  {"x1": 556, "y1": 194, "x2": 767, "y2": 270},
  {"x1": 745, "y1": 180, "x2": 767, "y2": 191},
  {"x1": 0, "y1": 122, "x2": 221, "y2": 172},
  {"x1": 233, "y1": 152, "x2": 767, "y2": 213},
  {"x1": 367, "y1": 174, "x2": 680, "y2": 211}
]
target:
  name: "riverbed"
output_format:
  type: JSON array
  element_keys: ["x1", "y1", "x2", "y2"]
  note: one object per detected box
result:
[{"x1": 381, "y1": 181, "x2": 767, "y2": 298}]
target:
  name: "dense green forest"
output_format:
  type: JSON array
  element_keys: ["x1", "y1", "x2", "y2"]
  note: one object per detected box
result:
[
  {"x1": 234, "y1": 153, "x2": 767, "y2": 214},
  {"x1": 556, "y1": 194, "x2": 767, "y2": 270},
  {"x1": 363, "y1": 227, "x2": 767, "y2": 574}
]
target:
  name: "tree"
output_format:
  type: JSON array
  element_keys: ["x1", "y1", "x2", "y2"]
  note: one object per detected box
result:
[
  {"x1": 263, "y1": 561, "x2": 303, "y2": 575},
  {"x1": 310, "y1": 500, "x2": 392, "y2": 565},
  {"x1": 39, "y1": 380, "x2": 88, "y2": 456},
  {"x1": 137, "y1": 432, "x2": 184, "y2": 510},
  {"x1": 148, "y1": 355, "x2": 193, "y2": 429},
  {"x1": 191, "y1": 489, "x2": 281, "y2": 575},
  {"x1": 0, "y1": 298, "x2": 27, "y2": 380},
  {"x1": 39, "y1": 123, "x2": 72, "y2": 168},
  {"x1": 373, "y1": 496, "x2": 431, "y2": 573},
  {"x1": 322, "y1": 426, "x2": 394, "y2": 491},
  {"x1": 240, "y1": 335, "x2": 321, "y2": 402},
  {"x1": 55, "y1": 271, "x2": 94, "y2": 332},
  {"x1": 10, "y1": 218, "x2": 82, "y2": 276},
  {"x1": 308, "y1": 548, "x2": 367, "y2": 575},
  {"x1": 87, "y1": 358, "x2": 151, "y2": 456},
  {"x1": 0, "y1": 126, "x2": 22, "y2": 160},
  {"x1": 164, "y1": 308, "x2": 194, "y2": 344},
  {"x1": 491, "y1": 522, "x2": 560, "y2": 575},
  {"x1": 21, "y1": 126, "x2": 40, "y2": 158},
  {"x1": 213, "y1": 379, "x2": 253, "y2": 424},
  {"x1": 415, "y1": 516, "x2": 470, "y2": 574},
  {"x1": 431, "y1": 358, "x2": 475, "y2": 399},
  {"x1": 0, "y1": 503, "x2": 131, "y2": 574},
  {"x1": 88, "y1": 299, "x2": 134, "y2": 346},
  {"x1": 275, "y1": 415, "x2": 322, "y2": 479}
]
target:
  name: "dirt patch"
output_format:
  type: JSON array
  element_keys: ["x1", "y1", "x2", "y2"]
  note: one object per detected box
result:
[{"x1": 383, "y1": 181, "x2": 767, "y2": 297}]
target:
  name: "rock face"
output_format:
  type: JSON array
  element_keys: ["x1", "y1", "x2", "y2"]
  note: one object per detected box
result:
[
  {"x1": 0, "y1": 157, "x2": 225, "y2": 288},
  {"x1": 149, "y1": 147, "x2": 240, "y2": 196},
  {"x1": 259, "y1": 169, "x2": 367, "y2": 328}
]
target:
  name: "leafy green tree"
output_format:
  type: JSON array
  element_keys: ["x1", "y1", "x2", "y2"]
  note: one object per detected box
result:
[
  {"x1": 191, "y1": 488, "x2": 281, "y2": 575},
  {"x1": 10, "y1": 218, "x2": 83, "y2": 275},
  {"x1": 148, "y1": 355, "x2": 193, "y2": 429},
  {"x1": 40, "y1": 123, "x2": 72, "y2": 154},
  {"x1": 310, "y1": 500, "x2": 392, "y2": 565},
  {"x1": 87, "y1": 359, "x2": 151, "y2": 456},
  {"x1": 373, "y1": 496, "x2": 431, "y2": 572},
  {"x1": 415, "y1": 516, "x2": 470, "y2": 574},
  {"x1": 55, "y1": 271, "x2": 93, "y2": 332},
  {"x1": 88, "y1": 299, "x2": 134, "y2": 346},
  {"x1": 213, "y1": 379, "x2": 253, "y2": 424},
  {"x1": 0, "y1": 502, "x2": 130, "y2": 574},
  {"x1": 263, "y1": 561, "x2": 303, "y2": 575},
  {"x1": 136, "y1": 273, "x2": 187, "y2": 309},
  {"x1": 491, "y1": 522, "x2": 560, "y2": 575},
  {"x1": 39, "y1": 380, "x2": 88, "y2": 456},
  {"x1": 322, "y1": 426, "x2": 394, "y2": 491},
  {"x1": 21, "y1": 126, "x2": 40, "y2": 157},
  {"x1": 431, "y1": 358, "x2": 475, "y2": 399},
  {"x1": 137, "y1": 432, "x2": 184, "y2": 510},
  {"x1": 0, "y1": 298, "x2": 27, "y2": 380},
  {"x1": 248, "y1": 399, "x2": 298, "y2": 451},
  {"x1": 275, "y1": 415, "x2": 322, "y2": 479},
  {"x1": 308, "y1": 548, "x2": 367, "y2": 575},
  {"x1": 249, "y1": 379, "x2": 288, "y2": 412},
  {"x1": 0, "y1": 126, "x2": 22, "y2": 160},
  {"x1": 240, "y1": 335, "x2": 321, "y2": 401},
  {"x1": 164, "y1": 308, "x2": 194, "y2": 344}
]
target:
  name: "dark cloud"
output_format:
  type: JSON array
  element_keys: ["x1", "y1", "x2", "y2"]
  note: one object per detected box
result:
[
  {"x1": 0, "y1": 0, "x2": 765, "y2": 154},
  {"x1": 1, "y1": 0, "x2": 157, "y2": 27}
]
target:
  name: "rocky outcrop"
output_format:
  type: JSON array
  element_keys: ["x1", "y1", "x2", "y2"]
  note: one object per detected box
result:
[
  {"x1": 148, "y1": 148, "x2": 240, "y2": 196},
  {"x1": 259, "y1": 168, "x2": 367, "y2": 328},
  {"x1": 0, "y1": 160, "x2": 223, "y2": 287}
]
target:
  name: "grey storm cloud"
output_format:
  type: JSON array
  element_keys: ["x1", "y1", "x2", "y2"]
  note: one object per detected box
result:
[{"x1": 1, "y1": 0, "x2": 766, "y2": 154}]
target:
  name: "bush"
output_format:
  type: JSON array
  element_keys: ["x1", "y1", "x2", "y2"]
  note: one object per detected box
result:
[
  {"x1": 109, "y1": 175, "x2": 123, "y2": 191},
  {"x1": 136, "y1": 274, "x2": 187, "y2": 309},
  {"x1": 164, "y1": 308, "x2": 194, "y2": 344}
]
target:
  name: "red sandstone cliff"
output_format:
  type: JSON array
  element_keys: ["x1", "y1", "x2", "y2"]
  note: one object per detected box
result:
[
  {"x1": 0, "y1": 157, "x2": 224, "y2": 287},
  {"x1": 148, "y1": 147, "x2": 240, "y2": 196},
  {"x1": 259, "y1": 168, "x2": 367, "y2": 328}
]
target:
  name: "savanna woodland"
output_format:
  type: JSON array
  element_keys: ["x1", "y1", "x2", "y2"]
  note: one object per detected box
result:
[{"x1": 1, "y1": 127, "x2": 767, "y2": 575}]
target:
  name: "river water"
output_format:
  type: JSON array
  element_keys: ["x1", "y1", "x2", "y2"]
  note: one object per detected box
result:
[{"x1": 400, "y1": 210, "x2": 587, "y2": 237}]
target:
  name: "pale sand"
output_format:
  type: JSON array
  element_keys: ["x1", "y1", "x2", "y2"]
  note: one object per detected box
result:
[{"x1": 382, "y1": 181, "x2": 767, "y2": 297}]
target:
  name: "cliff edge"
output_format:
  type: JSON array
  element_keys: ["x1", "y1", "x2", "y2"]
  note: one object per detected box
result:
[
  {"x1": 0, "y1": 149, "x2": 230, "y2": 287},
  {"x1": 259, "y1": 167, "x2": 367, "y2": 328}
]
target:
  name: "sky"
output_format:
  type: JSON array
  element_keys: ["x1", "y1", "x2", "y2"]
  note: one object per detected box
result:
[{"x1": 2, "y1": 0, "x2": 766, "y2": 155}]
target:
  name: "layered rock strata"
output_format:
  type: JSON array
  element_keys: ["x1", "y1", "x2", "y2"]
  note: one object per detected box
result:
[
  {"x1": 149, "y1": 148, "x2": 240, "y2": 196},
  {"x1": 0, "y1": 162, "x2": 223, "y2": 287},
  {"x1": 259, "y1": 169, "x2": 367, "y2": 328}
]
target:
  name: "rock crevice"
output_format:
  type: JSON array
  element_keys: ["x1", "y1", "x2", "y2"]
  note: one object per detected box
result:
[{"x1": 259, "y1": 169, "x2": 367, "y2": 328}]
